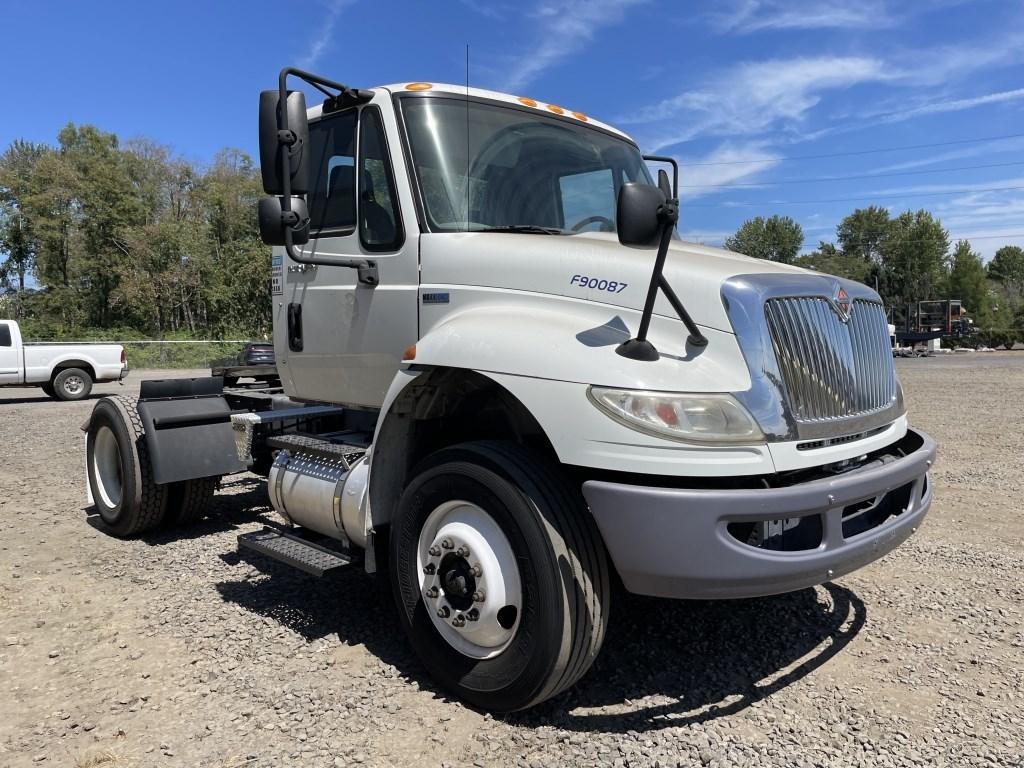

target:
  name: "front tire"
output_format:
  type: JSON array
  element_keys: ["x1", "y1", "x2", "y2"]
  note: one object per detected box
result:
[
  {"x1": 390, "y1": 441, "x2": 609, "y2": 712},
  {"x1": 53, "y1": 367, "x2": 93, "y2": 401},
  {"x1": 86, "y1": 395, "x2": 167, "y2": 536}
]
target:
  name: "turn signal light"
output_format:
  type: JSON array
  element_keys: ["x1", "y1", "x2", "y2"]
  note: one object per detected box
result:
[{"x1": 402, "y1": 345, "x2": 417, "y2": 361}]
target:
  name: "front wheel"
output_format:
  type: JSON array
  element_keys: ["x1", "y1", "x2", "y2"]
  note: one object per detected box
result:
[{"x1": 390, "y1": 441, "x2": 609, "y2": 712}]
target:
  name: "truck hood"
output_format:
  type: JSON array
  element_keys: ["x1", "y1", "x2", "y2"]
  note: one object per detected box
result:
[{"x1": 420, "y1": 230, "x2": 813, "y2": 334}]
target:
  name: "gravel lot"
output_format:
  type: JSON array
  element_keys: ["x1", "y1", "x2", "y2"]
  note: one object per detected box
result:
[{"x1": 1, "y1": 358, "x2": 1022, "y2": 768}]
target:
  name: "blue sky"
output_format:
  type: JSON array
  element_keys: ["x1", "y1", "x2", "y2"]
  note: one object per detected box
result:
[{"x1": 3, "y1": 0, "x2": 1023, "y2": 258}]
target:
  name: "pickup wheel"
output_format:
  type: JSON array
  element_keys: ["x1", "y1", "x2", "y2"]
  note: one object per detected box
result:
[
  {"x1": 165, "y1": 476, "x2": 220, "y2": 527},
  {"x1": 390, "y1": 441, "x2": 609, "y2": 712},
  {"x1": 86, "y1": 395, "x2": 168, "y2": 536},
  {"x1": 53, "y1": 367, "x2": 93, "y2": 401}
]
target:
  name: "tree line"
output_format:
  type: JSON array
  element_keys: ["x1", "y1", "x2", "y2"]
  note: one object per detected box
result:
[
  {"x1": 724, "y1": 208, "x2": 1024, "y2": 343},
  {"x1": 0, "y1": 125, "x2": 270, "y2": 339}
]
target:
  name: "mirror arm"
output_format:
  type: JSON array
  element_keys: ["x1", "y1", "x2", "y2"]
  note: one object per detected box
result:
[
  {"x1": 276, "y1": 67, "x2": 378, "y2": 286},
  {"x1": 643, "y1": 155, "x2": 679, "y2": 198},
  {"x1": 657, "y1": 274, "x2": 708, "y2": 348},
  {"x1": 616, "y1": 196, "x2": 707, "y2": 361}
]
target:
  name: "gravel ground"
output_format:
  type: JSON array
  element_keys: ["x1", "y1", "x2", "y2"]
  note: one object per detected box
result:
[{"x1": 1, "y1": 359, "x2": 1022, "y2": 768}]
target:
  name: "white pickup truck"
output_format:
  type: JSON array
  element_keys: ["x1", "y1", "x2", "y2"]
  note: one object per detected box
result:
[{"x1": 0, "y1": 320, "x2": 127, "y2": 400}]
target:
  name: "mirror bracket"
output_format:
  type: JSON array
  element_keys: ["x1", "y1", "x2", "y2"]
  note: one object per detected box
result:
[{"x1": 266, "y1": 67, "x2": 380, "y2": 287}]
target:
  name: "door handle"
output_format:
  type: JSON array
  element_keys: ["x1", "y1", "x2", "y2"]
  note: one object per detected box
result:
[{"x1": 287, "y1": 303, "x2": 303, "y2": 352}]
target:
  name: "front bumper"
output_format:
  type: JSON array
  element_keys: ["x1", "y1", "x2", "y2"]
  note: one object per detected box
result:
[{"x1": 582, "y1": 428, "x2": 935, "y2": 599}]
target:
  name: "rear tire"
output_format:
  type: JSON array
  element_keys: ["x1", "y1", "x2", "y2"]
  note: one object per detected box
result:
[
  {"x1": 165, "y1": 476, "x2": 220, "y2": 527},
  {"x1": 390, "y1": 441, "x2": 609, "y2": 712},
  {"x1": 86, "y1": 395, "x2": 167, "y2": 536},
  {"x1": 53, "y1": 367, "x2": 93, "y2": 401}
]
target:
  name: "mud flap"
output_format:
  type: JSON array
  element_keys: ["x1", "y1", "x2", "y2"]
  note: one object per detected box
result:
[{"x1": 136, "y1": 377, "x2": 248, "y2": 484}]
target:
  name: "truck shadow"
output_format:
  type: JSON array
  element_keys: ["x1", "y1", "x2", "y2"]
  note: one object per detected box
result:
[
  {"x1": 214, "y1": 551, "x2": 864, "y2": 730},
  {"x1": 514, "y1": 582, "x2": 865, "y2": 732}
]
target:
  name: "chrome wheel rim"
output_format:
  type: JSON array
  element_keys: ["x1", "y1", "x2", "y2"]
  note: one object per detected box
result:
[
  {"x1": 417, "y1": 500, "x2": 522, "y2": 659},
  {"x1": 93, "y1": 426, "x2": 123, "y2": 508},
  {"x1": 63, "y1": 375, "x2": 85, "y2": 395}
]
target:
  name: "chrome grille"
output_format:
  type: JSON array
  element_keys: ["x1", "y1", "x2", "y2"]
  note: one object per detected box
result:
[{"x1": 764, "y1": 297, "x2": 896, "y2": 422}]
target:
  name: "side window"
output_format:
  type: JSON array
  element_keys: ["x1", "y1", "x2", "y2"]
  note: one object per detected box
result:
[
  {"x1": 0, "y1": 324, "x2": 11, "y2": 347},
  {"x1": 559, "y1": 168, "x2": 615, "y2": 231},
  {"x1": 308, "y1": 110, "x2": 357, "y2": 232},
  {"x1": 358, "y1": 109, "x2": 402, "y2": 251}
]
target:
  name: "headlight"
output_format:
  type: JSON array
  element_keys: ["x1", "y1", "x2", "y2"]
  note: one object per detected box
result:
[{"x1": 587, "y1": 387, "x2": 764, "y2": 444}]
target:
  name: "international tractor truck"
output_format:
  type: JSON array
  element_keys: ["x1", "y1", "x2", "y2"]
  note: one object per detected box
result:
[{"x1": 82, "y1": 68, "x2": 936, "y2": 712}]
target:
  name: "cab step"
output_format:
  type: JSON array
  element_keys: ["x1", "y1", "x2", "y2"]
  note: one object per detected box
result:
[{"x1": 237, "y1": 527, "x2": 359, "y2": 577}]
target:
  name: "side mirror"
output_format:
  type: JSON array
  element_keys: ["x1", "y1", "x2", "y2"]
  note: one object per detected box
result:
[
  {"x1": 616, "y1": 183, "x2": 666, "y2": 248},
  {"x1": 258, "y1": 196, "x2": 310, "y2": 246},
  {"x1": 259, "y1": 90, "x2": 310, "y2": 195}
]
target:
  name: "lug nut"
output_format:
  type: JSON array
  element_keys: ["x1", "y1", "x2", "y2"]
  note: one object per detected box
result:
[
  {"x1": 472, "y1": 590, "x2": 486, "y2": 603},
  {"x1": 436, "y1": 606, "x2": 450, "y2": 618},
  {"x1": 452, "y1": 615, "x2": 466, "y2": 628},
  {"x1": 467, "y1": 609, "x2": 479, "y2": 622},
  {"x1": 471, "y1": 564, "x2": 482, "y2": 577},
  {"x1": 423, "y1": 563, "x2": 436, "y2": 575},
  {"x1": 456, "y1": 546, "x2": 470, "y2": 558},
  {"x1": 441, "y1": 538, "x2": 453, "y2": 550},
  {"x1": 426, "y1": 586, "x2": 439, "y2": 598},
  {"x1": 428, "y1": 545, "x2": 441, "y2": 557}
]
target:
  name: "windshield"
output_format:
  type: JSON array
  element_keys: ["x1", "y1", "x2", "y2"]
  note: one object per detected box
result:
[{"x1": 401, "y1": 96, "x2": 654, "y2": 234}]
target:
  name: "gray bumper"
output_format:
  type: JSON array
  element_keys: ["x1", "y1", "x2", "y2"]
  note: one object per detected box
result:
[{"x1": 582, "y1": 428, "x2": 935, "y2": 600}]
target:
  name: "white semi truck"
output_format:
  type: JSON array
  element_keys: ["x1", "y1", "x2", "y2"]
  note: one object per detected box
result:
[
  {"x1": 82, "y1": 68, "x2": 935, "y2": 711},
  {"x1": 1, "y1": 319, "x2": 127, "y2": 400}
]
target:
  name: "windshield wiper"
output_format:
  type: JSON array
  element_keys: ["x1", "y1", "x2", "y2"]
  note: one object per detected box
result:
[{"x1": 471, "y1": 225, "x2": 567, "y2": 235}]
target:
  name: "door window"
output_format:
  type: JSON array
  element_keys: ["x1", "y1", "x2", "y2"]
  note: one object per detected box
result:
[
  {"x1": 308, "y1": 110, "x2": 357, "y2": 232},
  {"x1": 358, "y1": 109, "x2": 402, "y2": 251},
  {"x1": 0, "y1": 325, "x2": 11, "y2": 347}
]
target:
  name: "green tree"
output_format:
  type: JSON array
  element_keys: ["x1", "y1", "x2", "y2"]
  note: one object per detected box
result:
[
  {"x1": 837, "y1": 206, "x2": 890, "y2": 264},
  {"x1": 795, "y1": 240, "x2": 874, "y2": 283},
  {"x1": 0, "y1": 140, "x2": 46, "y2": 300},
  {"x1": 879, "y1": 210, "x2": 949, "y2": 307},
  {"x1": 947, "y1": 240, "x2": 989, "y2": 318},
  {"x1": 724, "y1": 215, "x2": 804, "y2": 264},
  {"x1": 987, "y1": 245, "x2": 1024, "y2": 299}
]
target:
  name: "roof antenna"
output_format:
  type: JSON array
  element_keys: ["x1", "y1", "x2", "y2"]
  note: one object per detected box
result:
[{"x1": 464, "y1": 43, "x2": 470, "y2": 230}]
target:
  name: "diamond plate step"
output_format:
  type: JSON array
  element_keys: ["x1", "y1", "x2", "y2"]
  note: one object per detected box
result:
[{"x1": 237, "y1": 527, "x2": 357, "y2": 577}]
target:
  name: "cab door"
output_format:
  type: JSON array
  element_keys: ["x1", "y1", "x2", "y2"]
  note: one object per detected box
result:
[
  {"x1": 0, "y1": 321, "x2": 21, "y2": 384},
  {"x1": 275, "y1": 97, "x2": 420, "y2": 408}
]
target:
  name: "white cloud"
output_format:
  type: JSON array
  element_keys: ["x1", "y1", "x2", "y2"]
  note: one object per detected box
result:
[
  {"x1": 868, "y1": 88, "x2": 1024, "y2": 124},
  {"x1": 871, "y1": 136, "x2": 1024, "y2": 174},
  {"x1": 498, "y1": 0, "x2": 648, "y2": 92},
  {"x1": 298, "y1": 0, "x2": 355, "y2": 70},
  {"x1": 708, "y1": 0, "x2": 890, "y2": 33},
  {"x1": 623, "y1": 56, "x2": 891, "y2": 152},
  {"x1": 674, "y1": 143, "x2": 781, "y2": 200}
]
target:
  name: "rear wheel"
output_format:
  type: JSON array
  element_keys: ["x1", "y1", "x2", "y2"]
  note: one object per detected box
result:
[
  {"x1": 165, "y1": 476, "x2": 220, "y2": 527},
  {"x1": 53, "y1": 367, "x2": 93, "y2": 401},
  {"x1": 86, "y1": 395, "x2": 167, "y2": 536},
  {"x1": 390, "y1": 441, "x2": 609, "y2": 712}
]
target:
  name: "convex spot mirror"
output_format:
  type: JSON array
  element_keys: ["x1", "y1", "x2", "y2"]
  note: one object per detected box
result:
[
  {"x1": 259, "y1": 90, "x2": 310, "y2": 195},
  {"x1": 616, "y1": 182, "x2": 667, "y2": 248},
  {"x1": 258, "y1": 197, "x2": 310, "y2": 246}
]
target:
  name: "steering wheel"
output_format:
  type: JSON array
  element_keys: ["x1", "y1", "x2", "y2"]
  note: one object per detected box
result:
[{"x1": 570, "y1": 215, "x2": 615, "y2": 232}]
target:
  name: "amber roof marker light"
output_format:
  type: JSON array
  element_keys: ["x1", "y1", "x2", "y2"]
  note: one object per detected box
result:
[{"x1": 405, "y1": 82, "x2": 433, "y2": 91}]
